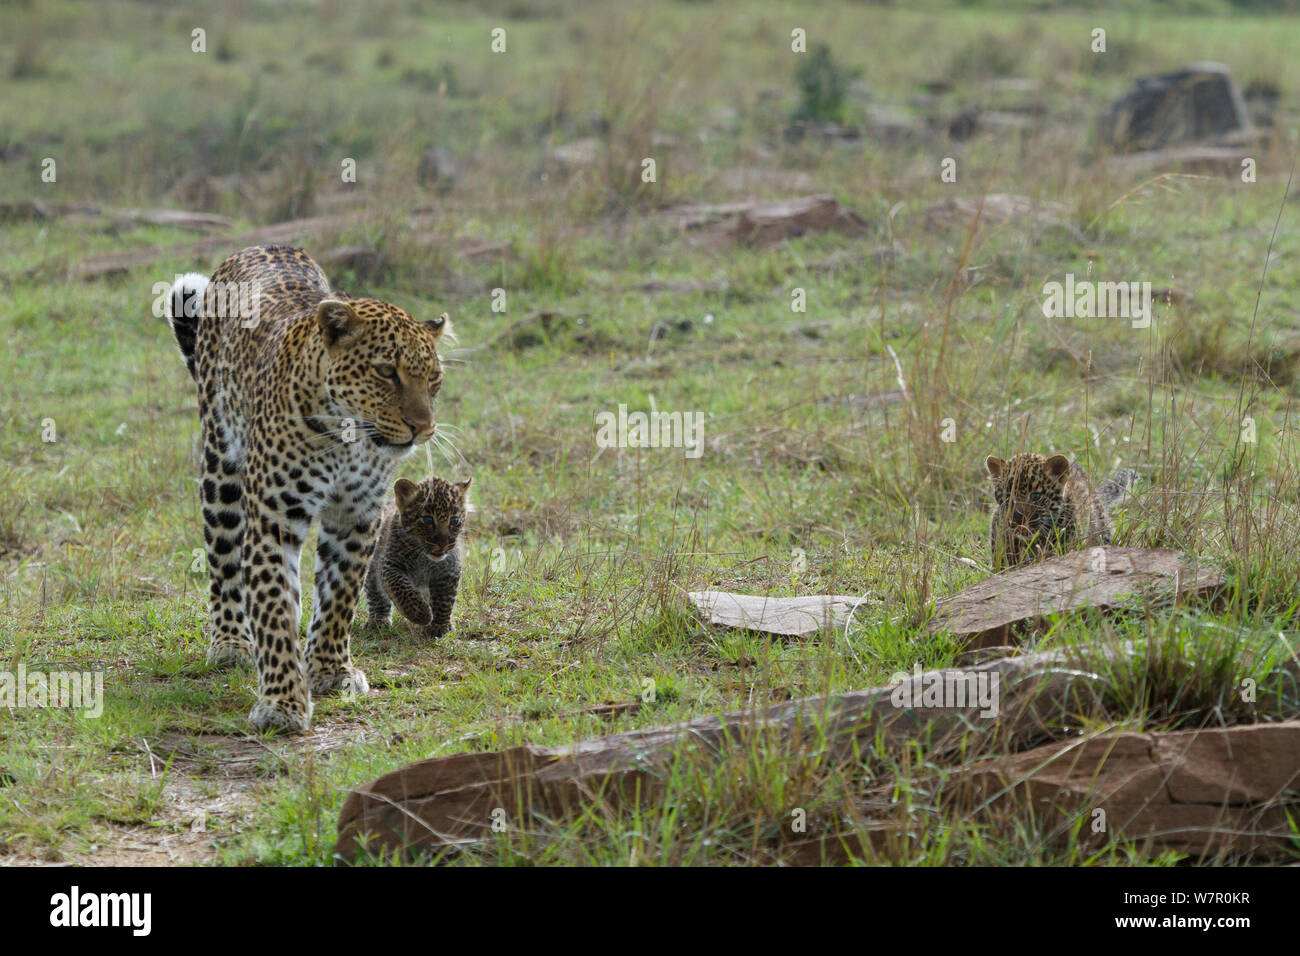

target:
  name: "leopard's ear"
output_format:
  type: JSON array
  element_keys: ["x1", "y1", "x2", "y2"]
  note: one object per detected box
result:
[
  {"x1": 985, "y1": 456, "x2": 1006, "y2": 479},
  {"x1": 424, "y1": 312, "x2": 451, "y2": 341},
  {"x1": 393, "y1": 478, "x2": 420, "y2": 510},
  {"x1": 457, "y1": 477, "x2": 472, "y2": 496},
  {"x1": 317, "y1": 299, "x2": 365, "y2": 350},
  {"x1": 1045, "y1": 455, "x2": 1071, "y2": 481}
]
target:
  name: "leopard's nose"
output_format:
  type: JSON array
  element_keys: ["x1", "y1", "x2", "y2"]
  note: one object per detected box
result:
[{"x1": 403, "y1": 417, "x2": 434, "y2": 436}]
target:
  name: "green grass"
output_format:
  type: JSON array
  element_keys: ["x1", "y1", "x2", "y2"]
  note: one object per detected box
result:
[{"x1": 3, "y1": 0, "x2": 1300, "y2": 866}]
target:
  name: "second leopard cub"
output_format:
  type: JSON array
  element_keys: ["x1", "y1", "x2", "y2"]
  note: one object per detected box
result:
[
  {"x1": 986, "y1": 453, "x2": 1137, "y2": 571},
  {"x1": 365, "y1": 475, "x2": 471, "y2": 638}
]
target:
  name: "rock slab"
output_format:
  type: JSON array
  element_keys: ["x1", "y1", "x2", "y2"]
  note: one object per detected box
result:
[
  {"x1": 688, "y1": 591, "x2": 873, "y2": 638},
  {"x1": 950, "y1": 720, "x2": 1300, "y2": 859},
  {"x1": 927, "y1": 547, "x2": 1226, "y2": 650}
]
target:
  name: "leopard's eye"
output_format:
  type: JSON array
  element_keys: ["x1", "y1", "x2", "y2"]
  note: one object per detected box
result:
[
  {"x1": 375, "y1": 364, "x2": 399, "y2": 381},
  {"x1": 422, "y1": 514, "x2": 435, "y2": 526},
  {"x1": 449, "y1": 514, "x2": 462, "y2": 529},
  {"x1": 1030, "y1": 492, "x2": 1044, "y2": 502}
]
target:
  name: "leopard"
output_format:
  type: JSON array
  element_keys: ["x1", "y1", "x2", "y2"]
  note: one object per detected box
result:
[
  {"x1": 166, "y1": 244, "x2": 452, "y2": 732},
  {"x1": 986, "y1": 453, "x2": 1137, "y2": 572},
  {"x1": 365, "y1": 475, "x2": 471, "y2": 639}
]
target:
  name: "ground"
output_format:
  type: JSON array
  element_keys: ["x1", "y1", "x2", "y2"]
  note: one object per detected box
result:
[{"x1": 1, "y1": 0, "x2": 1299, "y2": 865}]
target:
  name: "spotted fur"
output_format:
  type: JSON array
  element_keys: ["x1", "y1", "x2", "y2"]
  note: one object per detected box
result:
[
  {"x1": 365, "y1": 475, "x2": 470, "y2": 639},
  {"x1": 986, "y1": 453, "x2": 1137, "y2": 571},
  {"x1": 167, "y1": 245, "x2": 451, "y2": 732}
]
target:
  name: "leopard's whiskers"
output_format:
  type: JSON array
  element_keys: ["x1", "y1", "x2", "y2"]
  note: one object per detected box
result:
[{"x1": 429, "y1": 430, "x2": 471, "y2": 473}]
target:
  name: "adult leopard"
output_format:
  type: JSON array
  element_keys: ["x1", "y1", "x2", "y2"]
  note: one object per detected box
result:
[{"x1": 167, "y1": 245, "x2": 450, "y2": 732}]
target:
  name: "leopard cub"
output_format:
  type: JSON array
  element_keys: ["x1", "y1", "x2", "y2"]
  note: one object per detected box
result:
[
  {"x1": 986, "y1": 453, "x2": 1136, "y2": 571},
  {"x1": 365, "y1": 475, "x2": 471, "y2": 639}
]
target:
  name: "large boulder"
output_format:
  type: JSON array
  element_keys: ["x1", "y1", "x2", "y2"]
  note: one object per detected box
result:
[{"x1": 1100, "y1": 62, "x2": 1254, "y2": 152}]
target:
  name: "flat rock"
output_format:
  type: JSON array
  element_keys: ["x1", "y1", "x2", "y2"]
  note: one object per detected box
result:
[
  {"x1": 117, "y1": 208, "x2": 233, "y2": 232},
  {"x1": 0, "y1": 202, "x2": 228, "y2": 231},
  {"x1": 1109, "y1": 145, "x2": 1255, "y2": 177},
  {"x1": 927, "y1": 547, "x2": 1225, "y2": 649},
  {"x1": 950, "y1": 720, "x2": 1300, "y2": 859},
  {"x1": 689, "y1": 591, "x2": 873, "y2": 638},
  {"x1": 924, "y1": 193, "x2": 1068, "y2": 230},
  {"x1": 667, "y1": 194, "x2": 870, "y2": 248},
  {"x1": 0, "y1": 200, "x2": 100, "y2": 222}
]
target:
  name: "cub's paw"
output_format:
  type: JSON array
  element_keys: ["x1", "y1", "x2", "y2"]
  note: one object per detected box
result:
[
  {"x1": 206, "y1": 639, "x2": 252, "y2": 668},
  {"x1": 404, "y1": 607, "x2": 433, "y2": 627},
  {"x1": 248, "y1": 695, "x2": 312, "y2": 734},
  {"x1": 417, "y1": 624, "x2": 450, "y2": 641},
  {"x1": 365, "y1": 613, "x2": 392, "y2": 632},
  {"x1": 310, "y1": 664, "x2": 370, "y2": 698}
]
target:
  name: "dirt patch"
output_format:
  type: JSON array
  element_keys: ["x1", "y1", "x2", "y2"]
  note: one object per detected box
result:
[
  {"x1": 4, "y1": 718, "x2": 378, "y2": 866},
  {"x1": 149, "y1": 719, "x2": 377, "y2": 778}
]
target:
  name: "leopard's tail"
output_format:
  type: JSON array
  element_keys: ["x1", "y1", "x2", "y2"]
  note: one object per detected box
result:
[
  {"x1": 166, "y1": 272, "x2": 210, "y2": 382},
  {"x1": 1097, "y1": 467, "x2": 1139, "y2": 509}
]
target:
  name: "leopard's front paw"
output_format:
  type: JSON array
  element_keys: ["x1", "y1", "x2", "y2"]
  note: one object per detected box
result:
[
  {"x1": 248, "y1": 694, "x2": 312, "y2": 734},
  {"x1": 402, "y1": 606, "x2": 433, "y2": 627},
  {"x1": 206, "y1": 638, "x2": 252, "y2": 668},
  {"x1": 310, "y1": 664, "x2": 370, "y2": 698}
]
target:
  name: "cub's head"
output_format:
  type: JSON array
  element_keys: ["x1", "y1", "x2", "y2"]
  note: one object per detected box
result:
[
  {"x1": 316, "y1": 297, "x2": 450, "y2": 452},
  {"x1": 986, "y1": 452, "x2": 1073, "y2": 567},
  {"x1": 393, "y1": 475, "x2": 471, "y2": 557}
]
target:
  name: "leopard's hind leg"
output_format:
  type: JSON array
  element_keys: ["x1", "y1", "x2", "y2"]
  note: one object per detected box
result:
[{"x1": 198, "y1": 413, "x2": 253, "y2": 666}]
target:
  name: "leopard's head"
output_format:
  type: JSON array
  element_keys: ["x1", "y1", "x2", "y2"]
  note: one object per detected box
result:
[
  {"x1": 393, "y1": 475, "x2": 471, "y2": 557},
  {"x1": 315, "y1": 297, "x2": 450, "y2": 453},
  {"x1": 986, "y1": 453, "x2": 1074, "y2": 567}
]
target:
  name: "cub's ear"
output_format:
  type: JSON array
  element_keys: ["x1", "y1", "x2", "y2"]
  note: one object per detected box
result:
[
  {"x1": 317, "y1": 299, "x2": 365, "y2": 350},
  {"x1": 393, "y1": 478, "x2": 420, "y2": 510},
  {"x1": 1045, "y1": 455, "x2": 1071, "y2": 481},
  {"x1": 424, "y1": 312, "x2": 452, "y2": 341},
  {"x1": 985, "y1": 456, "x2": 1006, "y2": 479},
  {"x1": 457, "y1": 477, "x2": 472, "y2": 496}
]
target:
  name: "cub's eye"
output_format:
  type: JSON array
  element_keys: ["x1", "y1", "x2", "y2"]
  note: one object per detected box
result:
[
  {"x1": 1030, "y1": 492, "x2": 1044, "y2": 502},
  {"x1": 449, "y1": 515, "x2": 462, "y2": 529},
  {"x1": 375, "y1": 364, "x2": 399, "y2": 381},
  {"x1": 422, "y1": 515, "x2": 435, "y2": 526}
]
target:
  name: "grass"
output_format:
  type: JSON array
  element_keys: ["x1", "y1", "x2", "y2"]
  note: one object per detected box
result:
[{"x1": 2, "y1": 0, "x2": 1300, "y2": 866}]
